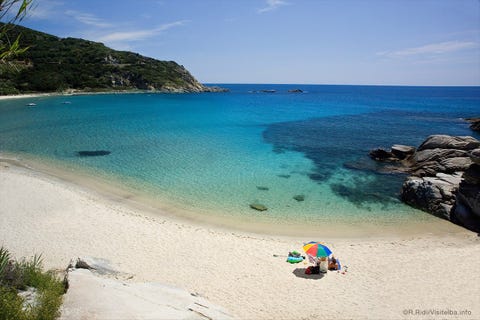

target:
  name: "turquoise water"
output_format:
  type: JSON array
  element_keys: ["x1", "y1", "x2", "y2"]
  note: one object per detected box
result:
[{"x1": 1, "y1": 85, "x2": 479, "y2": 228}]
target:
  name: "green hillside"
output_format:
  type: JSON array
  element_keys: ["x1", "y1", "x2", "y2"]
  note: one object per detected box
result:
[{"x1": 0, "y1": 23, "x2": 222, "y2": 94}]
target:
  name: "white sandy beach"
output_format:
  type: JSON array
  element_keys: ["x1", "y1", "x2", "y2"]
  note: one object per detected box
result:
[{"x1": 1, "y1": 158, "x2": 479, "y2": 320}]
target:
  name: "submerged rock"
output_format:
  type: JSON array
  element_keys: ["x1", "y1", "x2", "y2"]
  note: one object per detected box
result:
[
  {"x1": 288, "y1": 89, "x2": 303, "y2": 93},
  {"x1": 293, "y1": 195, "x2": 305, "y2": 202},
  {"x1": 256, "y1": 186, "x2": 269, "y2": 191},
  {"x1": 277, "y1": 174, "x2": 291, "y2": 179},
  {"x1": 250, "y1": 203, "x2": 268, "y2": 211},
  {"x1": 76, "y1": 150, "x2": 111, "y2": 157}
]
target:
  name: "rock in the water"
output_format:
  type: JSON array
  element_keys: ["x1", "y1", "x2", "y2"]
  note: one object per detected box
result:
[
  {"x1": 77, "y1": 150, "x2": 111, "y2": 157},
  {"x1": 465, "y1": 117, "x2": 480, "y2": 132},
  {"x1": 278, "y1": 174, "x2": 291, "y2": 178},
  {"x1": 293, "y1": 195, "x2": 305, "y2": 202},
  {"x1": 250, "y1": 203, "x2": 268, "y2": 211},
  {"x1": 288, "y1": 89, "x2": 303, "y2": 93},
  {"x1": 256, "y1": 186, "x2": 269, "y2": 191},
  {"x1": 391, "y1": 144, "x2": 416, "y2": 160},
  {"x1": 417, "y1": 135, "x2": 480, "y2": 151}
]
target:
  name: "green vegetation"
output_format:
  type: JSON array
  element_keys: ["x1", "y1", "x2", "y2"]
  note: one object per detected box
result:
[
  {"x1": 0, "y1": 246, "x2": 65, "y2": 320},
  {"x1": 0, "y1": 1, "x2": 32, "y2": 65},
  {"x1": 0, "y1": 23, "x2": 209, "y2": 94}
]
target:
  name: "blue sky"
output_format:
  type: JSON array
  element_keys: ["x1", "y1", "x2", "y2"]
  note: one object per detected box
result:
[{"x1": 13, "y1": 0, "x2": 480, "y2": 85}]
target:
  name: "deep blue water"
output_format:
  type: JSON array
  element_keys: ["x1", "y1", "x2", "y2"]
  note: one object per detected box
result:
[{"x1": 1, "y1": 84, "x2": 479, "y2": 227}]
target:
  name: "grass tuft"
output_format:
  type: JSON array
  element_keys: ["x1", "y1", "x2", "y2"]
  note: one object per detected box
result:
[{"x1": 0, "y1": 247, "x2": 64, "y2": 320}]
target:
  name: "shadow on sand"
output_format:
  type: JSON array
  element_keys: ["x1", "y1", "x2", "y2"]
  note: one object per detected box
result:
[{"x1": 292, "y1": 268, "x2": 326, "y2": 280}]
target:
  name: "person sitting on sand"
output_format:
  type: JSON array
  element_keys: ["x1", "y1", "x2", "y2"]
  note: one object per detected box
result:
[
  {"x1": 318, "y1": 257, "x2": 328, "y2": 273},
  {"x1": 328, "y1": 256, "x2": 339, "y2": 270}
]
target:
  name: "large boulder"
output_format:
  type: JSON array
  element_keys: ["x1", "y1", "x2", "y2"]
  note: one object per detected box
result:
[
  {"x1": 401, "y1": 173, "x2": 462, "y2": 220},
  {"x1": 417, "y1": 135, "x2": 480, "y2": 151}
]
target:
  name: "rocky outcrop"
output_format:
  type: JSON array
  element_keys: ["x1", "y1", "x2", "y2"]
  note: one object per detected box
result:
[
  {"x1": 61, "y1": 257, "x2": 233, "y2": 320},
  {"x1": 370, "y1": 135, "x2": 480, "y2": 232}
]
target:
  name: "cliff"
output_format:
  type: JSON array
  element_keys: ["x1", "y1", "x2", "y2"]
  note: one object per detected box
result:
[{"x1": 0, "y1": 23, "x2": 224, "y2": 94}]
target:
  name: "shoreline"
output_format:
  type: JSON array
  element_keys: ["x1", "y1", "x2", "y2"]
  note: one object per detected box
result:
[
  {"x1": 0, "y1": 90, "x2": 164, "y2": 101},
  {"x1": 0, "y1": 151, "x2": 468, "y2": 238},
  {"x1": 0, "y1": 85, "x2": 228, "y2": 101},
  {"x1": 1, "y1": 158, "x2": 479, "y2": 319}
]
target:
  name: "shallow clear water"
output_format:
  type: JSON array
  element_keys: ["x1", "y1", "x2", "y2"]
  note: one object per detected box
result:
[{"x1": 1, "y1": 85, "x2": 479, "y2": 228}]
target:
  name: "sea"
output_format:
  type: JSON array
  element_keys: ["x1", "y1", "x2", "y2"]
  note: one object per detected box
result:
[{"x1": 1, "y1": 84, "x2": 479, "y2": 234}]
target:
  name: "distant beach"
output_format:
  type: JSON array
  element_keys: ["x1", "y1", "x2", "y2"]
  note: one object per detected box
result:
[{"x1": 0, "y1": 89, "x2": 153, "y2": 101}]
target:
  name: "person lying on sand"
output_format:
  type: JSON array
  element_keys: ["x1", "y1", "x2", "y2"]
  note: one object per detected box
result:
[{"x1": 328, "y1": 256, "x2": 339, "y2": 271}]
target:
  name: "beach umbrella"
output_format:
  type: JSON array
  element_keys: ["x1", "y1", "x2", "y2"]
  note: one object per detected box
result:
[{"x1": 303, "y1": 241, "x2": 332, "y2": 258}]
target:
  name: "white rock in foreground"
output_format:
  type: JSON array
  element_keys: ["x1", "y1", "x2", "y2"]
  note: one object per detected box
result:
[{"x1": 60, "y1": 268, "x2": 233, "y2": 320}]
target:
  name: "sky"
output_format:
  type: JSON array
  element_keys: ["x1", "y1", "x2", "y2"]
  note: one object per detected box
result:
[{"x1": 9, "y1": 0, "x2": 480, "y2": 85}]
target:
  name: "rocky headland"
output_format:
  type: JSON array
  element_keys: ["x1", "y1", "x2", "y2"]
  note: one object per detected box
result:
[
  {"x1": 370, "y1": 134, "x2": 480, "y2": 233},
  {"x1": 0, "y1": 23, "x2": 227, "y2": 95}
]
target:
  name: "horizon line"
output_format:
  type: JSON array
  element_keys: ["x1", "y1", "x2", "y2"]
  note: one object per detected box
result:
[{"x1": 203, "y1": 82, "x2": 480, "y2": 88}]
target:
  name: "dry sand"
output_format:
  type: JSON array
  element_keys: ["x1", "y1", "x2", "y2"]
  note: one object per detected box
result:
[{"x1": 1, "y1": 159, "x2": 479, "y2": 320}]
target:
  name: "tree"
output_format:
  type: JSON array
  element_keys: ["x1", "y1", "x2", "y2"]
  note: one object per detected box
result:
[{"x1": 0, "y1": 0, "x2": 32, "y2": 64}]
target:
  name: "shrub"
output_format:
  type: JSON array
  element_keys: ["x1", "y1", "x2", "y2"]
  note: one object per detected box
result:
[{"x1": 0, "y1": 247, "x2": 64, "y2": 320}]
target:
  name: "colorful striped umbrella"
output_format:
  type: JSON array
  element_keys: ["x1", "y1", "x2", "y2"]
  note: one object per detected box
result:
[{"x1": 303, "y1": 241, "x2": 332, "y2": 258}]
